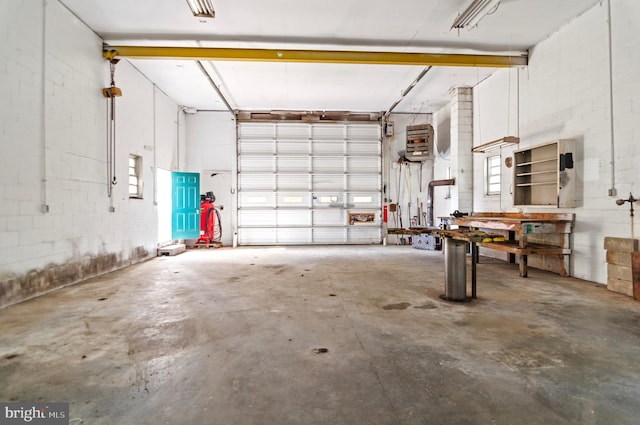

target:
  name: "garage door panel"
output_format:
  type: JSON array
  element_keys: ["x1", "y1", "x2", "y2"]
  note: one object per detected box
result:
[
  {"x1": 239, "y1": 157, "x2": 275, "y2": 172},
  {"x1": 348, "y1": 141, "x2": 381, "y2": 155},
  {"x1": 277, "y1": 140, "x2": 310, "y2": 155},
  {"x1": 312, "y1": 124, "x2": 345, "y2": 139},
  {"x1": 239, "y1": 210, "x2": 276, "y2": 226},
  {"x1": 313, "y1": 176, "x2": 345, "y2": 190},
  {"x1": 313, "y1": 227, "x2": 347, "y2": 244},
  {"x1": 348, "y1": 193, "x2": 381, "y2": 208},
  {"x1": 277, "y1": 123, "x2": 310, "y2": 139},
  {"x1": 312, "y1": 193, "x2": 342, "y2": 207},
  {"x1": 277, "y1": 228, "x2": 312, "y2": 244},
  {"x1": 238, "y1": 123, "x2": 275, "y2": 139},
  {"x1": 348, "y1": 227, "x2": 382, "y2": 243},
  {"x1": 312, "y1": 140, "x2": 345, "y2": 155},
  {"x1": 313, "y1": 157, "x2": 345, "y2": 173},
  {"x1": 238, "y1": 122, "x2": 381, "y2": 245},
  {"x1": 347, "y1": 175, "x2": 381, "y2": 191},
  {"x1": 276, "y1": 210, "x2": 311, "y2": 226},
  {"x1": 277, "y1": 192, "x2": 311, "y2": 208},
  {"x1": 239, "y1": 140, "x2": 274, "y2": 154},
  {"x1": 240, "y1": 174, "x2": 276, "y2": 190},
  {"x1": 278, "y1": 157, "x2": 310, "y2": 172},
  {"x1": 347, "y1": 156, "x2": 380, "y2": 173},
  {"x1": 277, "y1": 174, "x2": 310, "y2": 190},
  {"x1": 313, "y1": 209, "x2": 345, "y2": 226},
  {"x1": 239, "y1": 192, "x2": 276, "y2": 208},
  {"x1": 347, "y1": 124, "x2": 381, "y2": 140},
  {"x1": 238, "y1": 228, "x2": 275, "y2": 245}
]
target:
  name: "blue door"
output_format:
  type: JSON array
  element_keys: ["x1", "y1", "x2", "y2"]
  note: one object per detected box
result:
[{"x1": 172, "y1": 172, "x2": 200, "y2": 240}]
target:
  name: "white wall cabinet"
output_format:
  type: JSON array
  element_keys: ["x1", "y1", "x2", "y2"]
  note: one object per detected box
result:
[{"x1": 513, "y1": 140, "x2": 576, "y2": 208}]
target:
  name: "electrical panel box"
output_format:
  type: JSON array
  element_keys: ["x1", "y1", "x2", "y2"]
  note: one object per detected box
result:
[
  {"x1": 405, "y1": 124, "x2": 434, "y2": 161},
  {"x1": 513, "y1": 140, "x2": 576, "y2": 208}
]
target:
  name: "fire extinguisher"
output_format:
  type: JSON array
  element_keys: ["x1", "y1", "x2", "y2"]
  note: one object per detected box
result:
[{"x1": 383, "y1": 205, "x2": 388, "y2": 223}]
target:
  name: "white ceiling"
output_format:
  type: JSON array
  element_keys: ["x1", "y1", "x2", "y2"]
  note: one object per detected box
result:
[{"x1": 60, "y1": 0, "x2": 600, "y2": 113}]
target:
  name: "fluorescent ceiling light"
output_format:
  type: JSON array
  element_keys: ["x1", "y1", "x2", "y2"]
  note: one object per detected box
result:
[
  {"x1": 186, "y1": 0, "x2": 215, "y2": 18},
  {"x1": 471, "y1": 136, "x2": 519, "y2": 153},
  {"x1": 451, "y1": 0, "x2": 500, "y2": 30}
]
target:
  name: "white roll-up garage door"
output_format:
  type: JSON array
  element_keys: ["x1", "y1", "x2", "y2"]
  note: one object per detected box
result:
[{"x1": 238, "y1": 122, "x2": 382, "y2": 245}]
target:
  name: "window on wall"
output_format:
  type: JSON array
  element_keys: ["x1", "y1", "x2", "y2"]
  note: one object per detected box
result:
[
  {"x1": 486, "y1": 154, "x2": 501, "y2": 195},
  {"x1": 128, "y1": 155, "x2": 143, "y2": 199}
]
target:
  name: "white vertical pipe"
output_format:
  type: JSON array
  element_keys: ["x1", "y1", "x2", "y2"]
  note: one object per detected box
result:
[
  {"x1": 153, "y1": 85, "x2": 157, "y2": 206},
  {"x1": 607, "y1": 0, "x2": 617, "y2": 196},
  {"x1": 41, "y1": 0, "x2": 49, "y2": 213},
  {"x1": 233, "y1": 115, "x2": 239, "y2": 248}
]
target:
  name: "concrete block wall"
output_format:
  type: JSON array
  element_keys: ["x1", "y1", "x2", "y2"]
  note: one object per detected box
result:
[
  {"x1": 459, "y1": 0, "x2": 640, "y2": 283},
  {"x1": 185, "y1": 111, "x2": 237, "y2": 246},
  {"x1": 433, "y1": 88, "x2": 474, "y2": 220},
  {"x1": 450, "y1": 87, "x2": 474, "y2": 215},
  {"x1": 472, "y1": 68, "x2": 520, "y2": 214},
  {"x1": 0, "y1": 0, "x2": 179, "y2": 308}
]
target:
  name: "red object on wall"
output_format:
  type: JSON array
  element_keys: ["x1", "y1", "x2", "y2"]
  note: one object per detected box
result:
[{"x1": 383, "y1": 205, "x2": 388, "y2": 223}]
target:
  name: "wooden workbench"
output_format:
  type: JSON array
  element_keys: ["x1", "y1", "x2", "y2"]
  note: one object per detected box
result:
[{"x1": 451, "y1": 212, "x2": 575, "y2": 277}]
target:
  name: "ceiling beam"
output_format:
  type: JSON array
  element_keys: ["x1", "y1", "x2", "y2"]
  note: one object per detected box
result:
[{"x1": 103, "y1": 46, "x2": 527, "y2": 68}]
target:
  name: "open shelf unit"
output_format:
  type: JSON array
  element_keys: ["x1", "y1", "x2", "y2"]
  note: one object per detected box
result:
[{"x1": 513, "y1": 140, "x2": 576, "y2": 207}]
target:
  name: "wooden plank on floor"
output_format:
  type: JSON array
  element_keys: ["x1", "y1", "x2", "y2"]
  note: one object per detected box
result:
[
  {"x1": 633, "y1": 252, "x2": 640, "y2": 301},
  {"x1": 606, "y1": 251, "x2": 633, "y2": 267},
  {"x1": 608, "y1": 276, "x2": 633, "y2": 297},
  {"x1": 604, "y1": 237, "x2": 639, "y2": 252}
]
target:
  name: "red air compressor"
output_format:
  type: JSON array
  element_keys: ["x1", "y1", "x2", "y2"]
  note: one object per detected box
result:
[{"x1": 196, "y1": 191, "x2": 222, "y2": 247}]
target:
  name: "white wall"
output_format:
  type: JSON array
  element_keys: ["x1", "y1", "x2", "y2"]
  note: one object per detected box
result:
[
  {"x1": 0, "y1": 0, "x2": 179, "y2": 307},
  {"x1": 383, "y1": 113, "x2": 432, "y2": 239},
  {"x1": 472, "y1": 68, "x2": 520, "y2": 214},
  {"x1": 185, "y1": 111, "x2": 237, "y2": 246},
  {"x1": 466, "y1": 0, "x2": 640, "y2": 283}
]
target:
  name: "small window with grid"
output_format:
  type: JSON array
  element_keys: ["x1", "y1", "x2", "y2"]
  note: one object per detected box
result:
[
  {"x1": 486, "y1": 154, "x2": 501, "y2": 195},
  {"x1": 128, "y1": 154, "x2": 143, "y2": 199}
]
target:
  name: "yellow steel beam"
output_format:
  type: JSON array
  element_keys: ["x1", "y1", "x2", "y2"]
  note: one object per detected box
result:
[{"x1": 103, "y1": 46, "x2": 527, "y2": 68}]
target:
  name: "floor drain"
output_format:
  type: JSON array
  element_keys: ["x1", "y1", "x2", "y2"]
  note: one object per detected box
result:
[
  {"x1": 312, "y1": 348, "x2": 329, "y2": 354},
  {"x1": 97, "y1": 297, "x2": 108, "y2": 301}
]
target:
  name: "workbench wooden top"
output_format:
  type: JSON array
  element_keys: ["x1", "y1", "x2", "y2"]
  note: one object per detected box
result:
[
  {"x1": 452, "y1": 212, "x2": 574, "y2": 223},
  {"x1": 386, "y1": 227, "x2": 504, "y2": 243}
]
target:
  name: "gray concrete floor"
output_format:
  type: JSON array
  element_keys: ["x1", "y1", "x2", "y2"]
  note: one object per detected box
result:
[{"x1": 1, "y1": 246, "x2": 639, "y2": 425}]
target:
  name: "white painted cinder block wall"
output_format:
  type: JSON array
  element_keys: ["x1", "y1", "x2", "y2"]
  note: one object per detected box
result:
[
  {"x1": 0, "y1": 0, "x2": 179, "y2": 307},
  {"x1": 441, "y1": 0, "x2": 639, "y2": 284},
  {"x1": 184, "y1": 111, "x2": 237, "y2": 246}
]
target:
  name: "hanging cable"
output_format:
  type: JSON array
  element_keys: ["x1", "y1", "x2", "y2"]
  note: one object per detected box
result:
[{"x1": 104, "y1": 59, "x2": 122, "y2": 198}]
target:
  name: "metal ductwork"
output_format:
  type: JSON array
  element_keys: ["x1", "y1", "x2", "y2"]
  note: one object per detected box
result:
[{"x1": 427, "y1": 179, "x2": 456, "y2": 227}]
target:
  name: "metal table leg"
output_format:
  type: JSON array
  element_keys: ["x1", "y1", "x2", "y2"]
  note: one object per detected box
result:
[{"x1": 471, "y1": 242, "x2": 477, "y2": 299}]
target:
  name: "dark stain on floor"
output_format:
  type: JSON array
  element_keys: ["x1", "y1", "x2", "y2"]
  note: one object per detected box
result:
[
  {"x1": 383, "y1": 302, "x2": 411, "y2": 310},
  {"x1": 414, "y1": 302, "x2": 438, "y2": 310}
]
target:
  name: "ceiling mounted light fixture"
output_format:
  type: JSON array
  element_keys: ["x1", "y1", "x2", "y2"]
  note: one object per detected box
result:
[
  {"x1": 451, "y1": 0, "x2": 500, "y2": 30},
  {"x1": 186, "y1": 0, "x2": 215, "y2": 18}
]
